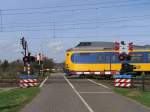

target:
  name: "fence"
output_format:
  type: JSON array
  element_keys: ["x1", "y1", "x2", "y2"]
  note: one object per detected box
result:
[{"x1": 132, "y1": 76, "x2": 150, "y2": 91}]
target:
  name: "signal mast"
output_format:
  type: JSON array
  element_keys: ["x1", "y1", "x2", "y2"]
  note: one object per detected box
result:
[
  {"x1": 20, "y1": 37, "x2": 35, "y2": 74},
  {"x1": 115, "y1": 41, "x2": 134, "y2": 74}
]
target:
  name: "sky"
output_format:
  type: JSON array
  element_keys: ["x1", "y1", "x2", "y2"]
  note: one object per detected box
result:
[{"x1": 0, "y1": 0, "x2": 150, "y2": 62}]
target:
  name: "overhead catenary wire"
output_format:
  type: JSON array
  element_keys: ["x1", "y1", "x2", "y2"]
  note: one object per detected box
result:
[
  {"x1": 1, "y1": 0, "x2": 144, "y2": 11},
  {"x1": 1, "y1": 34, "x2": 150, "y2": 40},
  {"x1": 2, "y1": 24, "x2": 150, "y2": 33},
  {"x1": 0, "y1": 0, "x2": 149, "y2": 31},
  {"x1": 2, "y1": 17, "x2": 150, "y2": 29},
  {"x1": 2, "y1": 7, "x2": 98, "y2": 16},
  {"x1": 1, "y1": 1, "x2": 150, "y2": 16},
  {"x1": 2, "y1": 14, "x2": 150, "y2": 27},
  {"x1": 0, "y1": 1, "x2": 149, "y2": 39}
]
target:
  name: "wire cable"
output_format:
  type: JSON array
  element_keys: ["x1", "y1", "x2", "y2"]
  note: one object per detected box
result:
[
  {"x1": 2, "y1": 1, "x2": 150, "y2": 16},
  {"x1": 1, "y1": 0, "x2": 147, "y2": 11}
]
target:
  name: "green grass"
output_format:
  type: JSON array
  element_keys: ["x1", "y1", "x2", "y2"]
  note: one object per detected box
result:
[
  {"x1": 0, "y1": 87, "x2": 40, "y2": 112},
  {"x1": 114, "y1": 88, "x2": 150, "y2": 108}
]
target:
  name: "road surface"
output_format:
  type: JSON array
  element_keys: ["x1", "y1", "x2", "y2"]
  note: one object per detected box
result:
[{"x1": 22, "y1": 73, "x2": 150, "y2": 112}]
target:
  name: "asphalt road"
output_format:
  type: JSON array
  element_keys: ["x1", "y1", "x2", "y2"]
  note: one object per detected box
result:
[{"x1": 22, "y1": 73, "x2": 150, "y2": 112}]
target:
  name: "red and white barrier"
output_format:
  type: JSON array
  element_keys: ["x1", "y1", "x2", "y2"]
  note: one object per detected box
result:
[
  {"x1": 114, "y1": 79, "x2": 132, "y2": 88},
  {"x1": 20, "y1": 79, "x2": 38, "y2": 88}
]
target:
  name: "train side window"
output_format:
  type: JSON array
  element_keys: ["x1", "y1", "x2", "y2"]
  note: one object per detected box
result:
[
  {"x1": 130, "y1": 53, "x2": 144, "y2": 63},
  {"x1": 148, "y1": 53, "x2": 150, "y2": 61},
  {"x1": 97, "y1": 53, "x2": 117, "y2": 63},
  {"x1": 77, "y1": 53, "x2": 91, "y2": 63},
  {"x1": 97, "y1": 54, "x2": 105, "y2": 62},
  {"x1": 72, "y1": 53, "x2": 97, "y2": 64},
  {"x1": 105, "y1": 55, "x2": 110, "y2": 60},
  {"x1": 111, "y1": 54, "x2": 117, "y2": 63},
  {"x1": 105, "y1": 53, "x2": 117, "y2": 63}
]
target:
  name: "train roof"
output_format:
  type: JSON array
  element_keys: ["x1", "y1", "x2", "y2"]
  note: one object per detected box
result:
[{"x1": 70, "y1": 42, "x2": 150, "y2": 51}]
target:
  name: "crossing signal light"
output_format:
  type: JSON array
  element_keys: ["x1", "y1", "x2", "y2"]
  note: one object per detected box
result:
[
  {"x1": 23, "y1": 56, "x2": 35, "y2": 63},
  {"x1": 23, "y1": 56, "x2": 29, "y2": 62},
  {"x1": 118, "y1": 53, "x2": 131, "y2": 61},
  {"x1": 118, "y1": 53, "x2": 126, "y2": 61}
]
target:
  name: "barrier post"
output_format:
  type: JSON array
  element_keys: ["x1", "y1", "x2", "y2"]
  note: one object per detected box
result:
[
  {"x1": 114, "y1": 75, "x2": 132, "y2": 88},
  {"x1": 19, "y1": 74, "x2": 38, "y2": 88}
]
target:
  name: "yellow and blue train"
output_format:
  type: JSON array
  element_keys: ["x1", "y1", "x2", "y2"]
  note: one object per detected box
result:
[{"x1": 65, "y1": 47, "x2": 150, "y2": 76}]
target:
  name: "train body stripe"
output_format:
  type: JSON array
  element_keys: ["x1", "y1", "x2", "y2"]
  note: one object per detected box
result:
[
  {"x1": 84, "y1": 72, "x2": 90, "y2": 74},
  {"x1": 94, "y1": 72, "x2": 101, "y2": 74},
  {"x1": 76, "y1": 72, "x2": 83, "y2": 75}
]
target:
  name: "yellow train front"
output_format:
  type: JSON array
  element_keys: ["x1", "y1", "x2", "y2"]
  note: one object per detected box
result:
[{"x1": 65, "y1": 42, "x2": 150, "y2": 77}]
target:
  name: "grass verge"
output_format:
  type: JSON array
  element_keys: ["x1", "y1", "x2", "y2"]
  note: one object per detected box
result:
[
  {"x1": 0, "y1": 87, "x2": 40, "y2": 112},
  {"x1": 114, "y1": 88, "x2": 150, "y2": 108}
]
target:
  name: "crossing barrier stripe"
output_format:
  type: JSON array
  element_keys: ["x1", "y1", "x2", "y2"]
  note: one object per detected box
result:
[
  {"x1": 120, "y1": 79, "x2": 125, "y2": 82},
  {"x1": 114, "y1": 82, "x2": 131, "y2": 87},
  {"x1": 20, "y1": 82, "x2": 38, "y2": 87},
  {"x1": 20, "y1": 79, "x2": 38, "y2": 88},
  {"x1": 115, "y1": 79, "x2": 120, "y2": 82},
  {"x1": 126, "y1": 79, "x2": 131, "y2": 82},
  {"x1": 20, "y1": 79, "x2": 37, "y2": 83},
  {"x1": 115, "y1": 79, "x2": 131, "y2": 83},
  {"x1": 115, "y1": 83, "x2": 120, "y2": 87},
  {"x1": 126, "y1": 83, "x2": 131, "y2": 87},
  {"x1": 120, "y1": 83, "x2": 125, "y2": 87}
]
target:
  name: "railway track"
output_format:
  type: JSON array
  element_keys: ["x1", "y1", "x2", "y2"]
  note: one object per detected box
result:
[{"x1": 0, "y1": 78, "x2": 19, "y2": 87}]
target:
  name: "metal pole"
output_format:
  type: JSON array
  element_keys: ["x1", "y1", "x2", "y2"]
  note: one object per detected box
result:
[
  {"x1": 24, "y1": 41, "x2": 27, "y2": 72},
  {"x1": 27, "y1": 63, "x2": 30, "y2": 75}
]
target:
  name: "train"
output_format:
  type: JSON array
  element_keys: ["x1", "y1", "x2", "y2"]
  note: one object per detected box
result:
[{"x1": 65, "y1": 42, "x2": 150, "y2": 77}]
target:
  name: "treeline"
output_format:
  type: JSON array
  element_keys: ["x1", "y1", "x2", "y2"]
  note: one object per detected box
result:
[{"x1": 0, "y1": 58, "x2": 54, "y2": 79}]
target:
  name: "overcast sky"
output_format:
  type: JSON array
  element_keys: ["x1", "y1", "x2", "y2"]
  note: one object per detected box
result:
[{"x1": 0, "y1": 0, "x2": 150, "y2": 62}]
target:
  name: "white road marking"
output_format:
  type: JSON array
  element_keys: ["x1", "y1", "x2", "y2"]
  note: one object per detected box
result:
[
  {"x1": 64, "y1": 76, "x2": 94, "y2": 112},
  {"x1": 87, "y1": 79, "x2": 110, "y2": 89},
  {"x1": 39, "y1": 76, "x2": 49, "y2": 88},
  {"x1": 79, "y1": 92, "x2": 113, "y2": 94}
]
